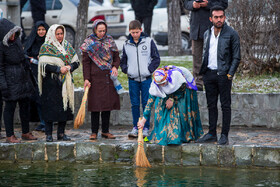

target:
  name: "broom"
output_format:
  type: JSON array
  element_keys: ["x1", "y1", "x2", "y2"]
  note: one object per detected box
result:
[
  {"x1": 74, "y1": 86, "x2": 89, "y2": 129},
  {"x1": 135, "y1": 117, "x2": 151, "y2": 167}
]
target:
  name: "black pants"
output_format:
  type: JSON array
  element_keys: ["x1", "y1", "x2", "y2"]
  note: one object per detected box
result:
[
  {"x1": 91, "y1": 111, "x2": 110, "y2": 134},
  {"x1": 4, "y1": 98, "x2": 30, "y2": 137},
  {"x1": 0, "y1": 92, "x2": 3, "y2": 132},
  {"x1": 135, "y1": 16, "x2": 152, "y2": 37},
  {"x1": 203, "y1": 69, "x2": 232, "y2": 137},
  {"x1": 45, "y1": 121, "x2": 66, "y2": 136}
]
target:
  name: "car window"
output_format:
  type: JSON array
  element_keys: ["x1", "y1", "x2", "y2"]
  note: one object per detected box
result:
[
  {"x1": 155, "y1": 0, "x2": 166, "y2": 9},
  {"x1": 22, "y1": 0, "x2": 54, "y2": 11},
  {"x1": 46, "y1": 0, "x2": 54, "y2": 10},
  {"x1": 54, "y1": 0, "x2": 63, "y2": 10}
]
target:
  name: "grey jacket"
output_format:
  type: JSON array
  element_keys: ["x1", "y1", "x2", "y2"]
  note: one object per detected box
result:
[
  {"x1": 184, "y1": 0, "x2": 228, "y2": 40},
  {"x1": 120, "y1": 33, "x2": 160, "y2": 82},
  {"x1": 200, "y1": 23, "x2": 241, "y2": 76}
]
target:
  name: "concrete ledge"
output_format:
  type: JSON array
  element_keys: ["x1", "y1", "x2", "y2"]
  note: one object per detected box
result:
[
  {"x1": 9, "y1": 91, "x2": 280, "y2": 129},
  {"x1": 1, "y1": 142, "x2": 279, "y2": 168}
]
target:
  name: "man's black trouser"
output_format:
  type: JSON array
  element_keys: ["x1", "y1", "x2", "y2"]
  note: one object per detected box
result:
[
  {"x1": 203, "y1": 69, "x2": 232, "y2": 137},
  {"x1": 91, "y1": 111, "x2": 110, "y2": 134},
  {"x1": 135, "y1": 16, "x2": 152, "y2": 37}
]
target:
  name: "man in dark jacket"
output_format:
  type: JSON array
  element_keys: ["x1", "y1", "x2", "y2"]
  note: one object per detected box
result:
[
  {"x1": 131, "y1": 0, "x2": 158, "y2": 36},
  {"x1": 195, "y1": 6, "x2": 240, "y2": 145},
  {"x1": 184, "y1": 0, "x2": 228, "y2": 91}
]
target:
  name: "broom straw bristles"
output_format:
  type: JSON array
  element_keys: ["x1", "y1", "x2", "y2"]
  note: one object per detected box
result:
[
  {"x1": 74, "y1": 86, "x2": 89, "y2": 129},
  {"x1": 135, "y1": 118, "x2": 151, "y2": 168}
]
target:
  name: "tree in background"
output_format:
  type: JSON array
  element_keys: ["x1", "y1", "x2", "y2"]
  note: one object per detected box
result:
[
  {"x1": 167, "y1": 0, "x2": 182, "y2": 56},
  {"x1": 227, "y1": 0, "x2": 280, "y2": 75},
  {"x1": 75, "y1": 0, "x2": 89, "y2": 51}
]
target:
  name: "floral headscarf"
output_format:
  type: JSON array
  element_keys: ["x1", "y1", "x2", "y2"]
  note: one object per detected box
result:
[{"x1": 80, "y1": 19, "x2": 118, "y2": 70}]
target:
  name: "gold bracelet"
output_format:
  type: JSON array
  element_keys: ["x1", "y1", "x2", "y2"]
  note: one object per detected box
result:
[{"x1": 169, "y1": 98, "x2": 174, "y2": 102}]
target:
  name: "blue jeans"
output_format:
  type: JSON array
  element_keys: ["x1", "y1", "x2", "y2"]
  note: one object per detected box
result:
[{"x1": 128, "y1": 78, "x2": 152, "y2": 129}]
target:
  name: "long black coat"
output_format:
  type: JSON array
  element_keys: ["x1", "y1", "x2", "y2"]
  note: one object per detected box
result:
[
  {"x1": 40, "y1": 62, "x2": 79, "y2": 122},
  {"x1": 0, "y1": 18, "x2": 34, "y2": 101},
  {"x1": 131, "y1": 0, "x2": 158, "y2": 18},
  {"x1": 184, "y1": 0, "x2": 228, "y2": 40}
]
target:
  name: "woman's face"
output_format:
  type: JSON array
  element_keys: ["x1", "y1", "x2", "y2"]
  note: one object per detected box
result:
[
  {"x1": 37, "y1": 25, "x2": 47, "y2": 37},
  {"x1": 95, "y1": 24, "x2": 106, "y2": 39},
  {"x1": 55, "y1": 28, "x2": 64, "y2": 43},
  {"x1": 9, "y1": 33, "x2": 16, "y2": 41},
  {"x1": 158, "y1": 81, "x2": 168, "y2": 87}
]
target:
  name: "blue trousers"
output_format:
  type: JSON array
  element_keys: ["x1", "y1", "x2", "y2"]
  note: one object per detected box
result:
[{"x1": 128, "y1": 78, "x2": 152, "y2": 129}]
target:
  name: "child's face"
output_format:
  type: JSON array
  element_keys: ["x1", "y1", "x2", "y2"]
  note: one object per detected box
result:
[{"x1": 129, "y1": 28, "x2": 142, "y2": 41}]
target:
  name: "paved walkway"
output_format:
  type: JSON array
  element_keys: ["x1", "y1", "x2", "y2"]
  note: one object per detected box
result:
[{"x1": 1, "y1": 125, "x2": 280, "y2": 146}]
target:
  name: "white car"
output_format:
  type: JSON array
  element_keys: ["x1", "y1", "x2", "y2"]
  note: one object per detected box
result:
[
  {"x1": 21, "y1": 0, "x2": 126, "y2": 45},
  {"x1": 122, "y1": 0, "x2": 191, "y2": 51}
]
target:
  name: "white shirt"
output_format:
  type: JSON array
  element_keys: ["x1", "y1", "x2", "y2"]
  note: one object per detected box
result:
[{"x1": 208, "y1": 26, "x2": 220, "y2": 70}]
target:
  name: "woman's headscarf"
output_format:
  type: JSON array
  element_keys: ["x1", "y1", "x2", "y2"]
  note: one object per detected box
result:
[
  {"x1": 149, "y1": 66, "x2": 197, "y2": 98},
  {"x1": 38, "y1": 24, "x2": 79, "y2": 113},
  {"x1": 24, "y1": 21, "x2": 49, "y2": 56},
  {"x1": 79, "y1": 19, "x2": 118, "y2": 70}
]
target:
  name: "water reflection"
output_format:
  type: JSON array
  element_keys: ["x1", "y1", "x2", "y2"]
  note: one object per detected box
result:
[{"x1": 0, "y1": 163, "x2": 279, "y2": 186}]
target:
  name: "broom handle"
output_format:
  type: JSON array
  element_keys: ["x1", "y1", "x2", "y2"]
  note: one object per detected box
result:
[{"x1": 137, "y1": 117, "x2": 144, "y2": 147}]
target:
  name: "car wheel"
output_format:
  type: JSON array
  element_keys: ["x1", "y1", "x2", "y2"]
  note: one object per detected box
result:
[
  {"x1": 65, "y1": 27, "x2": 75, "y2": 46},
  {"x1": 181, "y1": 33, "x2": 191, "y2": 51}
]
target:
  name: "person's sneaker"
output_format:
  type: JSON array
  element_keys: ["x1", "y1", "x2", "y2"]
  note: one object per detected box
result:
[
  {"x1": 218, "y1": 134, "x2": 229, "y2": 145},
  {"x1": 195, "y1": 133, "x2": 217, "y2": 143},
  {"x1": 142, "y1": 128, "x2": 149, "y2": 137},
  {"x1": 128, "y1": 127, "x2": 138, "y2": 138}
]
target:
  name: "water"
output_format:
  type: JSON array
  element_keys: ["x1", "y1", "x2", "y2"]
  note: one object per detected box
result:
[{"x1": 0, "y1": 163, "x2": 279, "y2": 186}]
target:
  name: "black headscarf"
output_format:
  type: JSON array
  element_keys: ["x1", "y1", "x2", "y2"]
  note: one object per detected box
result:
[{"x1": 24, "y1": 21, "x2": 49, "y2": 59}]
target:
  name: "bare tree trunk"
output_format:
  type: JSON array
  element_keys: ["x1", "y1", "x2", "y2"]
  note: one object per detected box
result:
[
  {"x1": 167, "y1": 0, "x2": 182, "y2": 56},
  {"x1": 75, "y1": 0, "x2": 89, "y2": 52}
]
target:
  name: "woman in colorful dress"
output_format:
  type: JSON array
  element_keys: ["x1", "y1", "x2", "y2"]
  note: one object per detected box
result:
[
  {"x1": 80, "y1": 19, "x2": 120, "y2": 140},
  {"x1": 24, "y1": 21, "x2": 49, "y2": 132},
  {"x1": 38, "y1": 24, "x2": 80, "y2": 142},
  {"x1": 138, "y1": 65, "x2": 203, "y2": 146}
]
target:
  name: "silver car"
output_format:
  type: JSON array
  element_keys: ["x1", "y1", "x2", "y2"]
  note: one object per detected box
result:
[{"x1": 21, "y1": 0, "x2": 126, "y2": 45}]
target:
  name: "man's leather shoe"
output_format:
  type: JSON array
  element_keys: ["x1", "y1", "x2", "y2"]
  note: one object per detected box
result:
[
  {"x1": 101, "y1": 133, "x2": 116, "y2": 139},
  {"x1": 218, "y1": 134, "x2": 229, "y2": 145},
  {"x1": 57, "y1": 134, "x2": 71, "y2": 141},
  {"x1": 22, "y1": 132, "x2": 38, "y2": 140},
  {"x1": 6, "y1": 135, "x2": 21, "y2": 143},
  {"x1": 89, "y1": 133, "x2": 97, "y2": 140},
  {"x1": 46, "y1": 135, "x2": 53, "y2": 142},
  {"x1": 195, "y1": 133, "x2": 217, "y2": 143}
]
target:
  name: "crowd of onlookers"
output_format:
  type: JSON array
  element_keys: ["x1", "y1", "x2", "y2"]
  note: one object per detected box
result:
[{"x1": 0, "y1": 0, "x2": 240, "y2": 146}]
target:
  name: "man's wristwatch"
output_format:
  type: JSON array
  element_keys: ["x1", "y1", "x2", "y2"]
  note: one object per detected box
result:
[{"x1": 227, "y1": 74, "x2": 233, "y2": 80}]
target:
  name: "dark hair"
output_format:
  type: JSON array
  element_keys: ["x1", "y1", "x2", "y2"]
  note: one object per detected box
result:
[
  {"x1": 56, "y1": 26, "x2": 64, "y2": 33},
  {"x1": 210, "y1": 5, "x2": 225, "y2": 17},
  {"x1": 129, "y1": 20, "x2": 141, "y2": 30}
]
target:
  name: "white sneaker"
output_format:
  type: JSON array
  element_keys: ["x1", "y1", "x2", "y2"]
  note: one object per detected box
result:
[
  {"x1": 142, "y1": 128, "x2": 149, "y2": 137},
  {"x1": 128, "y1": 127, "x2": 138, "y2": 138}
]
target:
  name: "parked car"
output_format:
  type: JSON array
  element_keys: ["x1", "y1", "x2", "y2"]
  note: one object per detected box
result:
[
  {"x1": 122, "y1": 0, "x2": 191, "y2": 51},
  {"x1": 21, "y1": 0, "x2": 126, "y2": 45}
]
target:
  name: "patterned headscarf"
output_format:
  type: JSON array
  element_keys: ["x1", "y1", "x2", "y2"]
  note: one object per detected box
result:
[
  {"x1": 153, "y1": 68, "x2": 167, "y2": 84},
  {"x1": 80, "y1": 19, "x2": 118, "y2": 70},
  {"x1": 38, "y1": 24, "x2": 79, "y2": 113}
]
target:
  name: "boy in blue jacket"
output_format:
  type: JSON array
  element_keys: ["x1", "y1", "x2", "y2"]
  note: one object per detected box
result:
[{"x1": 120, "y1": 20, "x2": 160, "y2": 138}]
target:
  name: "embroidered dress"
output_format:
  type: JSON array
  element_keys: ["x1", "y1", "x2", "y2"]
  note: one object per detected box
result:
[{"x1": 144, "y1": 67, "x2": 203, "y2": 146}]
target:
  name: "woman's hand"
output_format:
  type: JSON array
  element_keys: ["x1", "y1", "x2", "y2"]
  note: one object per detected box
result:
[
  {"x1": 111, "y1": 66, "x2": 118, "y2": 77},
  {"x1": 60, "y1": 66, "x2": 69, "y2": 74},
  {"x1": 137, "y1": 118, "x2": 146, "y2": 130},
  {"x1": 166, "y1": 98, "x2": 174, "y2": 109},
  {"x1": 84, "y1": 79, "x2": 91, "y2": 89},
  {"x1": 199, "y1": 0, "x2": 208, "y2": 7}
]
